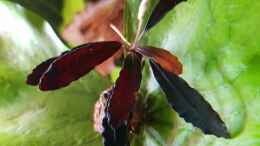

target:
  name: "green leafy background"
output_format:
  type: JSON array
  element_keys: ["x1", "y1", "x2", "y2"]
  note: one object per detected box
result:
[
  {"x1": 0, "y1": 1, "x2": 107, "y2": 145},
  {"x1": 0, "y1": 0, "x2": 260, "y2": 146}
]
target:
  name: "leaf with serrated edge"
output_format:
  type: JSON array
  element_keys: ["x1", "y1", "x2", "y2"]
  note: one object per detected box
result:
[{"x1": 149, "y1": 60, "x2": 230, "y2": 138}]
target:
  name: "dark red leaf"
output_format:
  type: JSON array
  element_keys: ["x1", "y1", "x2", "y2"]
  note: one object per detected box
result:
[
  {"x1": 38, "y1": 41, "x2": 121, "y2": 91},
  {"x1": 108, "y1": 52, "x2": 142, "y2": 128},
  {"x1": 145, "y1": 0, "x2": 186, "y2": 31},
  {"x1": 149, "y1": 60, "x2": 230, "y2": 138},
  {"x1": 136, "y1": 47, "x2": 182, "y2": 75},
  {"x1": 26, "y1": 51, "x2": 69, "y2": 86},
  {"x1": 27, "y1": 57, "x2": 57, "y2": 86}
]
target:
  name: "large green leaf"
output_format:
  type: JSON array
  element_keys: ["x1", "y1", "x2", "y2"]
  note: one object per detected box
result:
[
  {"x1": 0, "y1": 2, "x2": 110, "y2": 145},
  {"x1": 4, "y1": 0, "x2": 85, "y2": 39},
  {"x1": 141, "y1": 0, "x2": 260, "y2": 145}
]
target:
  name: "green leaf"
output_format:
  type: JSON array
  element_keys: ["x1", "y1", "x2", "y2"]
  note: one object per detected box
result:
[
  {"x1": 1, "y1": 0, "x2": 260, "y2": 145},
  {"x1": 5, "y1": 0, "x2": 85, "y2": 36},
  {"x1": 124, "y1": 0, "x2": 158, "y2": 42},
  {"x1": 62, "y1": 0, "x2": 85, "y2": 30},
  {"x1": 130, "y1": 90, "x2": 175, "y2": 146},
  {"x1": 144, "y1": 91, "x2": 176, "y2": 145},
  {"x1": 141, "y1": 0, "x2": 260, "y2": 145},
  {"x1": 0, "y1": 2, "x2": 110, "y2": 146}
]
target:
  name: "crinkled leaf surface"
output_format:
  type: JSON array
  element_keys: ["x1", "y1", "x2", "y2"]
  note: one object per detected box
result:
[
  {"x1": 0, "y1": 2, "x2": 111, "y2": 145},
  {"x1": 141, "y1": 0, "x2": 260, "y2": 145}
]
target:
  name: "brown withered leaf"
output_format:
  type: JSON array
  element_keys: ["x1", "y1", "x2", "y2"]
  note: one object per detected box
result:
[
  {"x1": 94, "y1": 88, "x2": 130, "y2": 146},
  {"x1": 62, "y1": 0, "x2": 124, "y2": 76},
  {"x1": 94, "y1": 89, "x2": 111, "y2": 134},
  {"x1": 136, "y1": 47, "x2": 182, "y2": 75}
]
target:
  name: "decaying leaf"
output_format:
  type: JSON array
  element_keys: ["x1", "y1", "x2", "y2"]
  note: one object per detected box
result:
[
  {"x1": 94, "y1": 89, "x2": 111, "y2": 134},
  {"x1": 94, "y1": 88, "x2": 130, "y2": 146},
  {"x1": 62, "y1": 0, "x2": 124, "y2": 76}
]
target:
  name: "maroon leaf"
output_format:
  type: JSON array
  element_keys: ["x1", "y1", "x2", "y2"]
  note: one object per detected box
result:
[
  {"x1": 136, "y1": 47, "x2": 182, "y2": 75},
  {"x1": 145, "y1": 0, "x2": 186, "y2": 31},
  {"x1": 26, "y1": 51, "x2": 69, "y2": 86},
  {"x1": 38, "y1": 41, "x2": 121, "y2": 91},
  {"x1": 149, "y1": 60, "x2": 230, "y2": 138},
  {"x1": 27, "y1": 57, "x2": 58, "y2": 86},
  {"x1": 108, "y1": 52, "x2": 142, "y2": 128}
]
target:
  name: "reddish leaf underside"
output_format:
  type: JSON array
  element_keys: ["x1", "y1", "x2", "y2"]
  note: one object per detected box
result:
[
  {"x1": 108, "y1": 52, "x2": 142, "y2": 128},
  {"x1": 136, "y1": 47, "x2": 182, "y2": 75},
  {"x1": 27, "y1": 41, "x2": 121, "y2": 91}
]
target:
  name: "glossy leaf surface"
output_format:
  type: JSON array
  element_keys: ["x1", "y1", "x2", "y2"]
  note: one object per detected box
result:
[
  {"x1": 124, "y1": 0, "x2": 158, "y2": 42},
  {"x1": 38, "y1": 41, "x2": 121, "y2": 91},
  {"x1": 150, "y1": 60, "x2": 230, "y2": 138}
]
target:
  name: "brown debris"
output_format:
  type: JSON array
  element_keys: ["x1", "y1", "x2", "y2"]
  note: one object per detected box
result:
[{"x1": 62, "y1": 0, "x2": 124, "y2": 76}]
